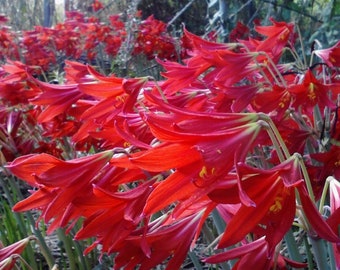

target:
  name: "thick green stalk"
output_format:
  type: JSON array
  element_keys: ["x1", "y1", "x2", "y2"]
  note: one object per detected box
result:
[
  {"x1": 303, "y1": 236, "x2": 314, "y2": 270},
  {"x1": 295, "y1": 153, "x2": 315, "y2": 203},
  {"x1": 57, "y1": 229, "x2": 76, "y2": 270},
  {"x1": 327, "y1": 241, "x2": 336, "y2": 270},
  {"x1": 318, "y1": 177, "x2": 331, "y2": 213},
  {"x1": 70, "y1": 225, "x2": 91, "y2": 270},
  {"x1": 284, "y1": 229, "x2": 304, "y2": 263},
  {"x1": 309, "y1": 237, "x2": 330, "y2": 270},
  {"x1": 259, "y1": 114, "x2": 291, "y2": 160},
  {"x1": 188, "y1": 251, "x2": 204, "y2": 270},
  {"x1": 259, "y1": 119, "x2": 286, "y2": 162},
  {"x1": 212, "y1": 209, "x2": 226, "y2": 235}
]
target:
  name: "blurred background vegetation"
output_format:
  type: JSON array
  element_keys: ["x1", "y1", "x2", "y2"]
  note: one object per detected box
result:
[{"x1": 0, "y1": 0, "x2": 339, "y2": 44}]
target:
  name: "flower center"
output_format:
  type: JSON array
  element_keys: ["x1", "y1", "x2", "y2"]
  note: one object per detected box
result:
[{"x1": 269, "y1": 196, "x2": 283, "y2": 213}]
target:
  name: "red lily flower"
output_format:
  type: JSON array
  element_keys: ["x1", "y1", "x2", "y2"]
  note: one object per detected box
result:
[
  {"x1": 181, "y1": 31, "x2": 257, "y2": 88},
  {"x1": 204, "y1": 237, "x2": 271, "y2": 269},
  {"x1": 206, "y1": 156, "x2": 339, "y2": 267},
  {"x1": 209, "y1": 158, "x2": 303, "y2": 250},
  {"x1": 29, "y1": 77, "x2": 84, "y2": 123},
  {"x1": 0, "y1": 81, "x2": 37, "y2": 105},
  {"x1": 0, "y1": 109, "x2": 37, "y2": 162},
  {"x1": 297, "y1": 184, "x2": 340, "y2": 243},
  {"x1": 111, "y1": 108, "x2": 262, "y2": 215},
  {"x1": 0, "y1": 236, "x2": 35, "y2": 262},
  {"x1": 0, "y1": 236, "x2": 36, "y2": 270},
  {"x1": 309, "y1": 145, "x2": 340, "y2": 182},
  {"x1": 243, "y1": 18, "x2": 295, "y2": 63},
  {"x1": 112, "y1": 211, "x2": 204, "y2": 270},
  {"x1": 288, "y1": 69, "x2": 340, "y2": 115},
  {"x1": 0, "y1": 60, "x2": 34, "y2": 82},
  {"x1": 0, "y1": 61, "x2": 41, "y2": 105},
  {"x1": 314, "y1": 41, "x2": 340, "y2": 67},
  {"x1": 210, "y1": 84, "x2": 259, "y2": 113},
  {"x1": 63, "y1": 60, "x2": 92, "y2": 84},
  {"x1": 6, "y1": 150, "x2": 114, "y2": 233},
  {"x1": 229, "y1": 22, "x2": 250, "y2": 42},
  {"x1": 204, "y1": 236, "x2": 307, "y2": 270},
  {"x1": 252, "y1": 84, "x2": 291, "y2": 119},
  {"x1": 74, "y1": 178, "x2": 155, "y2": 255},
  {"x1": 157, "y1": 59, "x2": 207, "y2": 95},
  {"x1": 157, "y1": 29, "x2": 257, "y2": 94},
  {"x1": 91, "y1": 0, "x2": 104, "y2": 12}
]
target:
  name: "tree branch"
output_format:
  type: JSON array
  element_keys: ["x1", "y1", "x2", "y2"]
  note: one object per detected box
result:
[{"x1": 167, "y1": 0, "x2": 197, "y2": 27}]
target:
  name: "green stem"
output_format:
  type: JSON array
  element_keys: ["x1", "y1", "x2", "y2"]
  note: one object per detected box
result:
[
  {"x1": 57, "y1": 229, "x2": 76, "y2": 270},
  {"x1": 188, "y1": 251, "x2": 204, "y2": 270},
  {"x1": 303, "y1": 236, "x2": 315, "y2": 270},
  {"x1": 258, "y1": 52, "x2": 288, "y2": 88},
  {"x1": 70, "y1": 226, "x2": 91, "y2": 270},
  {"x1": 6, "y1": 177, "x2": 55, "y2": 268},
  {"x1": 284, "y1": 229, "x2": 304, "y2": 263},
  {"x1": 212, "y1": 209, "x2": 226, "y2": 235},
  {"x1": 327, "y1": 241, "x2": 336, "y2": 270},
  {"x1": 0, "y1": 178, "x2": 28, "y2": 236},
  {"x1": 318, "y1": 177, "x2": 331, "y2": 213},
  {"x1": 295, "y1": 153, "x2": 315, "y2": 203},
  {"x1": 309, "y1": 237, "x2": 330, "y2": 270},
  {"x1": 259, "y1": 115, "x2": 290, "y2": 161},
  {"x1": 295, "y1": 25, "x2": 308, "y2": 68},
  {"x1": 202, "y1": 222, "x2": 217, "y2": 247}
]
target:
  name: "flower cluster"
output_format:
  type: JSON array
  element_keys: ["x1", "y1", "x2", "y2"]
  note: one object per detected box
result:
[
  {"x1": 0, "y1": 11, "x2": 188, "y2": 71},
  {"x1": 2, "y1": 18, "x2": 340, "y2": 269}
]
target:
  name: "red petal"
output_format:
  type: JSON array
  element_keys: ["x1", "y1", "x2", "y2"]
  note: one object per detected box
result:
[
  {"x1": 204, "y1": 237, "x2": 267, "y2": 263},
  {"x1": 298, "y1": 185, "x2": 340, "y2": 242},
  {"x1": 143, "y1": 165, "x2": 201, "y2": 215},
  {"x1": 130, "y1": 143, "x2": 202, "y2": 171}
]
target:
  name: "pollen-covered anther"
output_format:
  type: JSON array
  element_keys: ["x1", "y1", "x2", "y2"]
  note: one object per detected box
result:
[
  {"x1": 307, "y1": 83, "x2": 316, "y2": 101},
  {"x1": 123, "y1": 141, "x2": 131, "y2": 148},
  {"x1": 199, "y1": 166, "x2": 216, "y2": 179},
  {"x1": 269, "y1": 196, "x2": 283, "y2": 213}
]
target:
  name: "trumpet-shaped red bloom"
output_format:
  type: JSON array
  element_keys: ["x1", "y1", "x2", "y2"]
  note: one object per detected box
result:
[
  {"x1": 309, "y1": 145, "x2": 340, "y2": 182},
  {"x1": 242, "y1": 18, "x2": 295, "y2": 62},
  {"x1": 288, "y1": 69, "x2": 340, "y2": 115},
  {"x1": 204, "y1": 236, "x2": 308, "y2": 270},
  {"x1": 209, "y1": 158, "x2": 302, "y2": 249},
  {"x1": 29, "y1": 77, "x2": 84, "y2": 123},
  {"x1": 6, "y1": 150, "x2": 114, "y2": 233},
  {"x1": 116, "y1": 108, "x2": 263, "y2": 214},
  {"x1": 74, "y1": 178, "x2": 156, "y2": 255},
  {"x1": 0, "y1": 236, "x2": 37, "y2": 270},
  {"x1": 112, "y1": 211, "x2": 204, "y2": 270},
  {"x1": 314, "y1": 41, "x2": 340, "y2": 67},
  {"x1": 0, "y1": 236, "x2": 35, "y2": 262},
  {"x1": 208, "y1": 156, "x2": 339, "y2": 266}
]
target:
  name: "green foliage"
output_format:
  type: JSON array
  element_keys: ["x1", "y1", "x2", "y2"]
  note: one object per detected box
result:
[{"x1": 0, "y1": 177, "x2": 41, "y2": 269}]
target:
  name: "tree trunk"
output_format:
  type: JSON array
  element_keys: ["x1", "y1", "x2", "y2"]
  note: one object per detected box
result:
[{"x1": 43, "y1": 0, "x2": 54, "y2": 27}]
